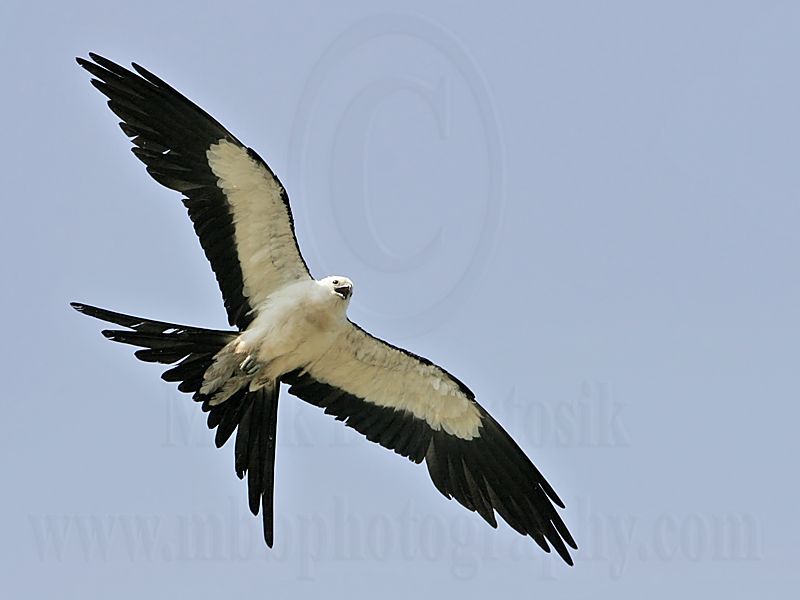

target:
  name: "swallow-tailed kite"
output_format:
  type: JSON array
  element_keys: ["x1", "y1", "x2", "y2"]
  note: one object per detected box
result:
[{"x1": 72, "y1": 53, "x2": 577, "y2": 564}]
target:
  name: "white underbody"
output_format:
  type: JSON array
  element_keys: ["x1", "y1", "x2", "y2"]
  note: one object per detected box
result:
[
  {"x1": 203, "y1": 139, "x2": 482, "y2": 439},
  {"x1": 202, "y1": 279, "x2": 347, "y2": 404}
]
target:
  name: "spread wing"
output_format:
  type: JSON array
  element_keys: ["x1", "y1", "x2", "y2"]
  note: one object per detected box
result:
[
  {"x1": 282, "y1": 323, "x2": 577, "y2": 565},
  {"x1": 77, "y1": 53, "x2": 311, "y2": 330}
]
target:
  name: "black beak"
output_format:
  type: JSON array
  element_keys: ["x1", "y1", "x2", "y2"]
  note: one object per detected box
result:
[{"x1": 334, "y1": 285, "x2": 352, "y2": 300}]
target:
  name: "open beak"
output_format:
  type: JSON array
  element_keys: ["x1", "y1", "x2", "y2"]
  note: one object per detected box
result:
[{"x1": 334, "y1": 285, "x2": 352, "y2": 300}]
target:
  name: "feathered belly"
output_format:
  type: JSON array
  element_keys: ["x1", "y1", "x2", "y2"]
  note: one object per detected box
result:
[
  {"x1": 203, "y1": 282, "x2": 344, "y2": 403},
  {"x1": 244, "y1": 300, "x2": 341, "y2": 380}
]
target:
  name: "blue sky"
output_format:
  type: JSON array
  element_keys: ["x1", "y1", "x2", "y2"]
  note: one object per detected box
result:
[{"x1": 1, "y1": 1, "x2": 797, "y2": 597}]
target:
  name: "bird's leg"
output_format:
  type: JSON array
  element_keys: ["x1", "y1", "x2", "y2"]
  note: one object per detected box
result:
[{"x1": 240, "y1": 354, "x2": 261, "y2": 375}]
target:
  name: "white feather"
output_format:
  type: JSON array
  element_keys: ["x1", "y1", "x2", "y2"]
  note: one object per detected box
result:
[
  {"x1": 206, "y1": 140, "x2": 309, "y2": 310},
  {"x1": 306, "y1": 326, "x2": 483, "y2": 440}
]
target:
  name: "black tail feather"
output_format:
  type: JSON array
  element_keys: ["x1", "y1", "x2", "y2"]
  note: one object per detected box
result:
[
  {"x1": 71, "y1": 302, "x2": 280, "y2": 548},
  {"x1": 230, "y1": 384, "x2": 280, "y2": 547}
]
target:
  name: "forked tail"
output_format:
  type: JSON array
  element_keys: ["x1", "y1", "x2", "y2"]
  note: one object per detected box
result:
[{"x1": 71, "y1": 302, "x2": 281, "y2": 547}]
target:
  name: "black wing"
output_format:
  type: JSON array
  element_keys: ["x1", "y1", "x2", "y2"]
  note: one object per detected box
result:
[
  {"x1": 282, "y1": 323, "x2": 577, "y2": 565},
  {"x1": 77, "y1": 54, "x2": 311, "y2": 330}
]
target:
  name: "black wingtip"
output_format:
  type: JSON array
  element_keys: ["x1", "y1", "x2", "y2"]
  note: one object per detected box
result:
[
  {"x1": 561, "y1": 526, "x2": 578, "y2": 551},
  {"x1": 76, "y1": 54, "x2": 101, "y2": 70},
  {"x1": 543, "y1": 533, "x2": 575, "y2": 566}
]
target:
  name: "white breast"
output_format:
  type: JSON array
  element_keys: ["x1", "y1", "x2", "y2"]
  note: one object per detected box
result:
[{"x1": 242, "y1": 280, "x2": 345, "y2": 379}]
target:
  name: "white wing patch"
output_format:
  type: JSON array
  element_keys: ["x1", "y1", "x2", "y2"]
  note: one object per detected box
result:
[
  {"x1": 207, "y1": 140, "x2": 309, "y2": 309},
  {"x1": 307, "y1": 325, "x2": 483, "y2": 440}
]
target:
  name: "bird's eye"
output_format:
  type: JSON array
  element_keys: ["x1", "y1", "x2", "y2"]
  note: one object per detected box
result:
[{"x1": 332, "y1": 279, "x2": 339, "y2": 285}]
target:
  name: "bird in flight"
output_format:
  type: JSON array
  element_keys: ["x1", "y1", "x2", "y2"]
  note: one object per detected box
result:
[{"x1": 72, "y1": 53, "x2": 577, "y2": 565}]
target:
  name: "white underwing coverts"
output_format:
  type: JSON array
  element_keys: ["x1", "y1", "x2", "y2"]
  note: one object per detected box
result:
[{"x1": 72, "y1": 53, "x2": 577, "y2": 565}]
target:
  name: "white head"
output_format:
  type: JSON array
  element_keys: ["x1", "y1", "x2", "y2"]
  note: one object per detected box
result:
[{"x1": 319, "y1": 275, "x2": 354, "y2": 303}]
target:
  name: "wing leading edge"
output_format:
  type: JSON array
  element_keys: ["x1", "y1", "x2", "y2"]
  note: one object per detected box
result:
[
  {"x1": 284, "y1": 322, "x2": 577, "y2": 564},
  {"x1": 77, "y1": 53, "x2": 311, "y2": 330}
]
